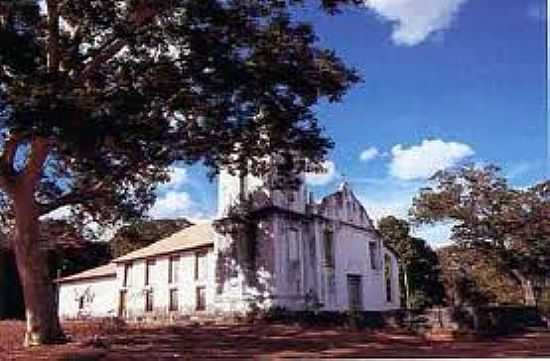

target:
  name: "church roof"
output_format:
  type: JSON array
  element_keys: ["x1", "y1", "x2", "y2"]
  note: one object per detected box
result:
[
  {"x1": 113, "y1": 223, "x2": 216, "y2": 263},
  {"x1": 55, "y1": 263, "x2": 117, "y2": 283}
]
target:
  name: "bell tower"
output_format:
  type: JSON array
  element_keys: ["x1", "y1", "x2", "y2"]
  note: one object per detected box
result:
[{"x1": 217, "y1": 163, "x2": 308, "y2": 217}]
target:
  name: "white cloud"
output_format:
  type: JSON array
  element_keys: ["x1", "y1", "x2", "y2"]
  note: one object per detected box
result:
[
  {"x1": 149, "y1": 165, "x2": 204, "y2": 219},
  {"x1": 359, "y1": 147, "x2": 380, "y2": 162},
  {"x1": 412, "y1": 222, "x2": 454, "y2": 249},
  {"x1": 149, "y1": 190, "x2": 194, "y2": 219},
  {"x1": 305, "y1": 161, "x2": 338, "y2": 186},
  {"x1": 363, "y1": 198, "x2": 411, "y2": 221},
  {"x1": 389, "y1": 139, "x2": 474, "y2": 180},
  {"x1": 365, "y1": 0, "x2": 469, "y2": 46},
  {"x1": 160, "y1": 166, "x2": 188, "y2": 190},
  {"x1": 357, "y1": 177, "x2": 420, "y2": 221}
]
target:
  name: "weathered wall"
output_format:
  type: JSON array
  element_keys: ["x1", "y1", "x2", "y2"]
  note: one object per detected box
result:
[
  {"x1": 58, "y1": 276, "x2": 117, "y2": 319},
  {"x1": 117, "y1": 247, "x2": 216, "y2": 320},
  {"x1": 217, "y1": 168, "x2": 308, "y2": 217},
  {"x1": 213, "y1": 216, "x2": 277, "y2": 314},
  {"x1": 57, "y1": 173, "x2": 402, "y2": 319},
  {"x1": 270, "y1": 214, "x2": 400, "y2": 312}
]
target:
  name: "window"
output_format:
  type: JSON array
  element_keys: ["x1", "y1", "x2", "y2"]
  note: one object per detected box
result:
[
  {"x1": 323, "y1": 230, "x2": 334, "y2": 267},
  {"x1": 288, "y1": 229, "x2": 299, "y2": 263},
  {"x1": 195, "y1": 252, "x2": 207, "y2": 280},
  {"x1": 384, "y1": 254, "x2": 393, "y2": 303},
  {"x1": 369, "y1": 241, "x2": 378, "y2": 270},
  {"x1": 123, "y1": 263, "x2": 132, "y2": 287},
  {"x1": 169, "y1": 289, "x2": 179, "y2": 312},
  {"x1": 145, "y1": 289, "x2": 154, "y2": 312},
  {"x1": 168, "y1": 256, "x2": 179, "y2": 284},
  {"x1": 196, "y1": 286, "x2": 206, "y2": 311},
  {"x1": 347, "y1": 274, "x2": 363, "y2": 311},
  {"x1": 145, "y1": 259, "x2": 155, "y2": 286},
  {"x1": 118, "y1": 290, "x2": 127, "y2": 317}
]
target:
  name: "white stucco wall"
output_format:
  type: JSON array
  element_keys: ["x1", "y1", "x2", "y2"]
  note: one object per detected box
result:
[
  {"x1": 264, "y1": 182, "x2": 401, "y2": 312},
  {"x1": 58, "y1": 174, "x2": 402, "y2": 319},
  {"x1": 58, "y1": 276, "x2": 117, "y2": 320},
  {"x1": 116, "y1": 247, "x2": 216, "y2": 320}
]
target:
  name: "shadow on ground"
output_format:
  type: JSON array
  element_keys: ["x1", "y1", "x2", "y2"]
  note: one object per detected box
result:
[{"x1": 5, "y1": 323, "x2": 550, "y2": 360}]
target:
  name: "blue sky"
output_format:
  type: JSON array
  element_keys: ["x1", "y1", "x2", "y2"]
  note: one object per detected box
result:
[{"x1": 149, "y1": 0, "x2": 548, "y2": 247}]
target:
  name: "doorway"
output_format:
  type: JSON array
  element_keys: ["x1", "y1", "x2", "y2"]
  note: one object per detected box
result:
[
  {"x1": 118, "y1": 290, "x2": 127, "y2": 317},
  {"x1": 347, "y1": 274, "x2": 363, "y2": 311}
]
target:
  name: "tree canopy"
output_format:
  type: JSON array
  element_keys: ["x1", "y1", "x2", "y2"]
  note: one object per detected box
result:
[
  {"x1": 110, "y1": 218, "x2": 191, "y2": 258},
  {"x1": 0, "y1": 0, "x2": 360, "y2": 229},
  {"x1": 0, "y1": 0, "x2": 361, "y2": 345},
  {"x1": 378, "y1": 215, "x2": 445, "y2": 309},
  {"x1": 410, "y1": 164, "x2": 550, "y2": 306}
]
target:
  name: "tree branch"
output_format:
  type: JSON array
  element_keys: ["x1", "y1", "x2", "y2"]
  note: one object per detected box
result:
[
  {"x1": 38, "y1": 180, "x2": 105, "y2": 216},
  {"x1": 46, "y1": 0, "x2": 60, "y2": 73},
  {"x1": 1, "y1": 132, "x2": 22, "y2": 172},
  {"x1": 22, "y1": 137, "x2": 51, "y2": 192},
  {"x1": 81, "y1": 2, "x2": 164, "y2": 79},
  {"x1": 0, "y1": 132, "x2": 25, "y2": 194}
]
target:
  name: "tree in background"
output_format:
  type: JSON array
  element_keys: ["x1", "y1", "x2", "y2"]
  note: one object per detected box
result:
[
  {"x1": 0, "y1": 220, "x2": 112, "y2": 320},
  {"x1": 438, "y1": 245, "x2": 524, "y2": 306},
  {"x1": 110, "y1": 218, "x2": 191, "y2": 258},
  {"x1": 378, "y1": 216, "x2": 445, "y2": 309},
  {"x1": 0, "y1": 0, "x2": 360, "y2": 345},
  {"x1": 410, "y1": 164, "x2": 550, "y2": 307}
]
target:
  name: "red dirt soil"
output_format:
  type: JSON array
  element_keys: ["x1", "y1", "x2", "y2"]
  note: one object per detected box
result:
[{"x1": 1, "y1": 321, "x2": 550, "y2": 360}]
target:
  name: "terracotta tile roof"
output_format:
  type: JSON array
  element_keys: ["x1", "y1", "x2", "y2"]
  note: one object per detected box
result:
[
  {"x1": 55, "y1": 263, "x2": 117, "y2": 283},
  {"x1": 113, "y1": 223, "x2": 216, "y2": 263}
]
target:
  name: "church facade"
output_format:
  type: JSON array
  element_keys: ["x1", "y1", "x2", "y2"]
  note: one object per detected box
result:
[{"x1": 57, "y1": 168, "x2": 401, "y2": 320}]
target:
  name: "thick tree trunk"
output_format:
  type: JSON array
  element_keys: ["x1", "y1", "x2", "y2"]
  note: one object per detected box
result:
[{"x1": 12, "y1": 196, "x2": 62, "y2": 346}]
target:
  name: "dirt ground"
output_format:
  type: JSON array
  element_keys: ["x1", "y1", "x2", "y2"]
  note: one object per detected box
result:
[{"x1": 2, "y1": 321, "x2": 550, "y2": 360}]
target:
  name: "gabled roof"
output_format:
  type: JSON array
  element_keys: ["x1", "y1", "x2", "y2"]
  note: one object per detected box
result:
[
  {"x1": 113, "y1": 223, "x2": 216, "y2": 263},
  {"x1": 55, "y1": 263, "x2": 117, "y2": 283}
]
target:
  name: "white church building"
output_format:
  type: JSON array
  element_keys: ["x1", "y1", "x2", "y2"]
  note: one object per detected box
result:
[{"x1": 56, "y1": 166, "x2": 401, "y2": 320}]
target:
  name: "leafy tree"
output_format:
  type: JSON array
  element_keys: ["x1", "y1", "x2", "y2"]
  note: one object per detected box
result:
[
  {"x1": 410, "y1": 164, "x2": 550, "y2": 307},
  {"x1": 110, "y1": 218, "x2": 191, "y2": 258},
  {"x1": 1, "y1": 220, "x2": 111, "y2": 320},
  {"x1": 438, "y1": 245, "x2": 524, "y2": 306},
  {"x1": 378, "y1": 216, "x2": 445, "y2": 309},
  {"x1": 0, "y1": 0, "x2": 360, "y2": 345}
]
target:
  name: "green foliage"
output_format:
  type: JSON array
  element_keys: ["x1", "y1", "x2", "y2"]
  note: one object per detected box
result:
[
  {"x1": 0, "y1": 0, "x2": 360, "y2": 229},
  {"x1": 410, "y1": 164, "x2": 550, "y2": 305},
  {"x1": 378, "y1": 216, "x2": 445, "y2": 309},
  {"x1": 438, "y1": 245, "x2": 524, "y2": 306},
  {"x1": 0, "y1": 0, "x2": 361, "y2": 342},
  {"x1": 109, "y1": 218, "x2": 191, "y2": 258},
  {"x1": 0, "y1": 220, "x2": 112, "y2": 319}
]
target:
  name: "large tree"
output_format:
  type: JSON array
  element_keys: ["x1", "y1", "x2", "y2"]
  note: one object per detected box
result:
[
  {"x1": 378, "y1": 216, "x2": 444, "y2": 309},
  {"x1": 410, "y1": 164, "x2": 550, "y2": 307},
  {"x1": 0, "y1": 0, "x2": 360, "y2": 345}
]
